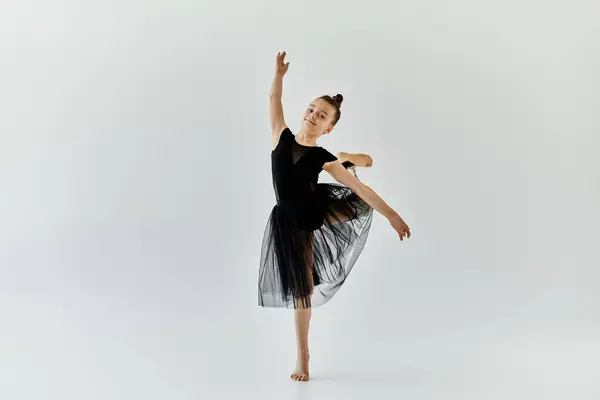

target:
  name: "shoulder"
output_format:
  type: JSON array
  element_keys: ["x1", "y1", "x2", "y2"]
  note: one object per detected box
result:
[
  {"x1": 319, "y1": 147, "x2": 339, "y2": 169},
  {"x1": 320, "y1": 147, "x2": 338, "y2": 162},
  {"x1": 272, "y1": 126, "x2": 291, "y2": 149}
]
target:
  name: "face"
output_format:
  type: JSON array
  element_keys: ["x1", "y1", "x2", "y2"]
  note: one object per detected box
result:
[{"x1": 301, "y1": 98, "x2": 337, "y2": 137}]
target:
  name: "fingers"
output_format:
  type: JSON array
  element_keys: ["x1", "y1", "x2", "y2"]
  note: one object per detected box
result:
[
  {"x1": 277, "y1": 51, "x2": 287, "y2": 64},
  {"x1": 390, "y1": 214, "x2": 411, "y2": 241},
  {"x1": 396, "y1": 225, "x2": 411, "y2": 241},
  {"x1": 282, "y1": 52, "x2": 289, "y2": 68},
  {"x1": 275, "y1": 51, "x2": 290, "y2": 74}
]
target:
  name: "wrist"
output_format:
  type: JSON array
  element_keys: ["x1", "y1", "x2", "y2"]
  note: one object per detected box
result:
[{"x1": 387, "y1": 212, "x2": 401, "y2": 221}]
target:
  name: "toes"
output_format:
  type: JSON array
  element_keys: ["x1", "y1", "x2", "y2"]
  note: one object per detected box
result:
[{"x1": 290, "y1": 372, "x2": 309, "y2": 381}]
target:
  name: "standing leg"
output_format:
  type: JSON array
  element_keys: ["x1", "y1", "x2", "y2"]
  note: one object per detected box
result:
[
  {"x1": 291, "y1": 231, "x2": 314, "y2": 382},
  {"x1": 291, "y1": 307, "x2": 311, "y2": 381}
]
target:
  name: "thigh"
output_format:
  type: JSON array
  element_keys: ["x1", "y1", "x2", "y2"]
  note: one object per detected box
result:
[
  {"x1": 326, "y1": 199, "x2": 354, "y2": 224},
  {"x1": 292, "y1": 229, "x2": 316, "y2": 291}
]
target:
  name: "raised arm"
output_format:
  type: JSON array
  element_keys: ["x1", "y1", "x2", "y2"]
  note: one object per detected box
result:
[
  {"x1": 269, "y1": 51, "x2": 289, "y2": 148},
  {"x1": 323, "y1": 161, "x2": 411, "y2": 241}
]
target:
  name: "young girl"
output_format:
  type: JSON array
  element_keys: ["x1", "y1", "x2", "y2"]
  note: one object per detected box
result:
[{"x1": 258, "y1": 51, "x2": 411, "y2": 382}]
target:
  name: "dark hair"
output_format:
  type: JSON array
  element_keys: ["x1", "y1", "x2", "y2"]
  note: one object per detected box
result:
[{"x1": 319, "y1": 94, "x2": 344, "y2": 125}]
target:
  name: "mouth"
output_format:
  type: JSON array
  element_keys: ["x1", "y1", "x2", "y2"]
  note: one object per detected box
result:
[{"x1": 305, "y1": 119, "x2": 316, "y2": 126}]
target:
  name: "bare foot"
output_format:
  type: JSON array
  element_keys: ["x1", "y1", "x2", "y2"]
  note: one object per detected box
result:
[{"x1": 290, "y1": 349, "x2": 310, "y2": 381}]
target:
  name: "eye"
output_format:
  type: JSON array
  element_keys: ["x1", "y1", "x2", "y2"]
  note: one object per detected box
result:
[{"x1": 320, "y1": 115, "x2": 326, "y2": 119}]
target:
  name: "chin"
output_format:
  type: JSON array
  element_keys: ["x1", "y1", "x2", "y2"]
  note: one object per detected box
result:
[{"x1": 303, "y1": 120, "x2": 317, "y2": 130}]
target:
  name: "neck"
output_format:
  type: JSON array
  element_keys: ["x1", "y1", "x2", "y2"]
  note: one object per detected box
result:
[{"x1": 295, "y1": 128, "x2": 319, "y2": 147}]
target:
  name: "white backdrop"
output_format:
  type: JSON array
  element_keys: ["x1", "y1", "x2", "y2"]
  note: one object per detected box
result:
[{"x1": 1, "y1": 1, "x2": 599, "y2": 399}]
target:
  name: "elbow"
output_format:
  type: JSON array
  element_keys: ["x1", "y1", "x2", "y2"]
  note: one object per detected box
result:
[
  {"x1": 350, "y1": 181, "x2": 367, "y2": 198},
  {"x1": 358, "y1": 182, "x2": 374, "y2": 198}
]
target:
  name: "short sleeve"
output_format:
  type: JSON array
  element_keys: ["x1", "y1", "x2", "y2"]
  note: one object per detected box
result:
[
  {"x1": 281, "y1": 127, "x2": 292, "y2": 138},
  {"x1": 273, "y1": 127, "x2": 292, "y2": 149},
  {"x1": 321, "y1": 148, "x2": 338, "y2": 164}
]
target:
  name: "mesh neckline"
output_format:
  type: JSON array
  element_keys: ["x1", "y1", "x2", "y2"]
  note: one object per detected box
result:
[{"x1": 293, "y1": 138, "x2": 321, "y2": 148}]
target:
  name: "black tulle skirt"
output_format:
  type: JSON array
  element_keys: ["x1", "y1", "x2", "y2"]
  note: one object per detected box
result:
[{"x1": 258, "y1": 182, "x2": 373, "y2": 309}]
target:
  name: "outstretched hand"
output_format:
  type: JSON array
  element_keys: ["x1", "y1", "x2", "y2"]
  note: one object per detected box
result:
[
  {"x1": 275, "y1": 51, "x2": 290, "y2": 77},
  {"x1": 389, "y1": 214, "x2": 411, "y2": 241}
]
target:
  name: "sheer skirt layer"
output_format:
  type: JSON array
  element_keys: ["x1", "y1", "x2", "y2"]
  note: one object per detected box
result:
[{"x1": 258, "y1": 183, "x2": 373, "y2": 309}]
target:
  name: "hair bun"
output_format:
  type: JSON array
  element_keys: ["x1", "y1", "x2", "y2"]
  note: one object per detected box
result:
[{"x1": 333, "y1": 94, "x2": 344, "y2": 107}]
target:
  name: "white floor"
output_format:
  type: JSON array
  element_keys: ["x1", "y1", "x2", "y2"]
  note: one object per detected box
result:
[
  {"x1": 2, "y1": 226, "x2": 599, "y2": 400},
  {"x1": 2, "y1": 284, "x2": 599, "y2": 400}
]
